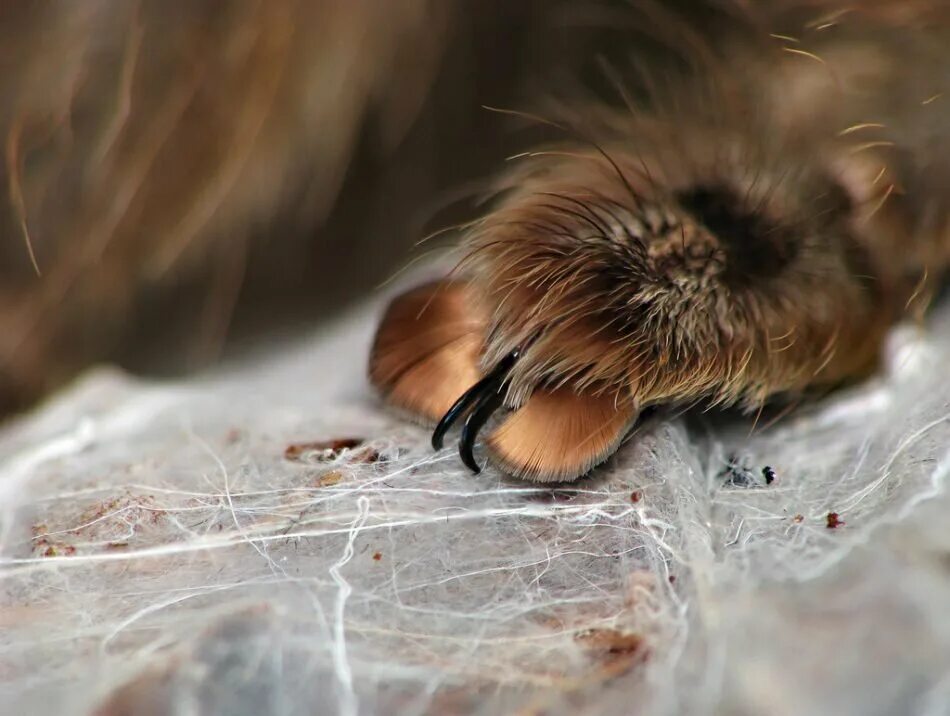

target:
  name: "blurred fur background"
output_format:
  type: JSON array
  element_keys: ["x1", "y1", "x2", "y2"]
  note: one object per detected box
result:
[{"x1": 1, "y1": 0, "x2": 946, "y2": 415}]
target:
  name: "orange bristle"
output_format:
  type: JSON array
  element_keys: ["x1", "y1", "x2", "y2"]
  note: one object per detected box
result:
[
  {"x1": 486, "y1": 387, "x2": 638, "y2": 482},
  {"x1": 369, "y1": 281, "x2": 485, "y2": 425}
]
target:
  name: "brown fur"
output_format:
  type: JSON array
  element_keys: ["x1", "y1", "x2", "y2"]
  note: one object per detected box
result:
[
  {"x1": 371, "y1": 3, "x2": 950, "y2": 480},
  {"x1": 0, "y1": 0, "x2": 549, "y2": 412},
  {"x1": 3, "y1": 2, "x2": 950, "y2": 481},
  {"x1": 0, "y1": 1, "x2": 456, "y2": 409}
]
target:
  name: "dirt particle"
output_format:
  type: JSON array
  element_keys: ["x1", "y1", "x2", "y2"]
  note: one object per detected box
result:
[
  {"x1": 630, "y1": 491, "x2": 642, "y2": 503},
  {"x1": 576, "y1": 628, "x2": 648, "y2": 672},
  {"x1": 792, "y1": 514, "x2": 805, "y2": 523},
  {"x1": 720, "y1": 453, "x2": 755, "y2": 487},
  {"x1": 316, "y1": 471, "x2": 344, "y2": 487},
  {"x1": 284, "y1": 438, "x2": 378, "y2": 463},
  {"x1": 372, "y1": 551, "x2": 382, "y2": 561},
  {"x1": 41, "y1": 544, "x2": 76, "y2": 557},
  {"x1": 576, "y1": 629, "x2": 644, "y2": 654},
  {"x1": 762, "y1": 466, "x2": 776, "y2": 484},
  {"x1": 826, "y1": 512, "x2": 845, "y2": 529}
]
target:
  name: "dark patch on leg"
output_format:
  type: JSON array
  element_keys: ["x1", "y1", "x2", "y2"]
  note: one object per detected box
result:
[{"x1": 676, "y1": 184, "x2": 798, "y2": 282}]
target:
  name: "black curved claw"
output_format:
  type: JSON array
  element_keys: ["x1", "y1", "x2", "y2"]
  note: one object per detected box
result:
[
  {"x1": 431, "y1": 349, "x2": 520, "y2": 459},
  {"x1": 458, "y1": 381, "x2": 505, "y2": 473},
  {"x1": 432, "y1": 372, "x2": 500, "y2": 451}
]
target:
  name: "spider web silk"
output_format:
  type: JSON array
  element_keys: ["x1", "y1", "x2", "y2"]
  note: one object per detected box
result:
[{"x1": 2, "y1": 267, "x2": 950, "y2": 716}]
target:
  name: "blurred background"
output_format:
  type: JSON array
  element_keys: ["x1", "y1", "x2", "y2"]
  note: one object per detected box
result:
[
  {"x1": 0, "y1": 0, "x2": 560, "y2": 413},
  {"x1": 0, "y1": 0, "x2": 780, "y2": 415},
  {"x1": 0, "y1": 0, "x2": 944, "y2": 413}
]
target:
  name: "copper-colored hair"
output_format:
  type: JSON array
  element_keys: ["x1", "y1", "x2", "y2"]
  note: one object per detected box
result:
[{"x1": 370, "y1": 4, "x2": 950, "y2": 481}]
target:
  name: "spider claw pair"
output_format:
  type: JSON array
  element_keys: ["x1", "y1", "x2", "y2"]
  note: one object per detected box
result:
[
  {"x1": 431, "y1": 349, "x2": 520, "y2": 473},
  {"x1": 369, "y1": 280, "x2": 642, "y2": 482}
]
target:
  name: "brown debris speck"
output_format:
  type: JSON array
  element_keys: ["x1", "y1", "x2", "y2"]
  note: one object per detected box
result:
[
  {"x1": 826, "y1": 512, "x2": 845, "y2": 529},
  {"x1": 576, "y1": 628, "x2": 648, "y2": 673},
  {"x1": 32, "y1": 493, "x2": 165, "y2": 557},
  {"x1": 316, "y1": 471, "x2": 344, "y2": 487},
  {"x1": 577, "y1": 629, "x2": 644, "y2": 654},
  {"x1": 792, "y1": 514, "x2": 805, "y2": 523},
  {"x1": 284, "y1": 438, "x2": 378, "y2": 463},
  {"x1": 630, "y1": 491, "x2": 641, "y2": 503},
  {"x1": 372, "y1": 551, "x2": 382, "y2": 561},
  {"x1": 358, "y1": 449, "x2": 382, "y2": 463},
  {"x1": 33, "y1": 524, "x2": 78, "y2": 558},
  {"x1": 41, "y1": 544, "x2": 76, "y2": 557}
]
